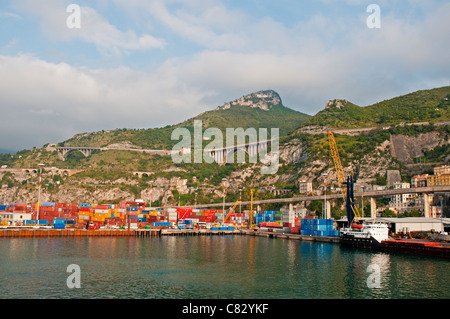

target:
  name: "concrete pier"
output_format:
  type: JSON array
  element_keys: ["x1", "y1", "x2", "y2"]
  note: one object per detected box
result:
[{"x1": 0, "y1": 227, "x2": 340, "y2": 243}]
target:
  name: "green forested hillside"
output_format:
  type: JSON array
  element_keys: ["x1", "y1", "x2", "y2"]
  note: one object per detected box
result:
[
  {"x1": 60, "y1": 91, "x2": 311, "y2": 149},
  {"x1": 301, "y1": 86, "x2": 450, "y2": 129}
]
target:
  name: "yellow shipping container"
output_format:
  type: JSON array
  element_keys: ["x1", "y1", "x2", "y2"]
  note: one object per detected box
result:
[{"x1": 78, "y1": 211, "x2": 91, "y2": 216}]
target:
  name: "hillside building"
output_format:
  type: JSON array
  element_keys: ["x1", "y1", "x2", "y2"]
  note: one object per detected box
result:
[{"x1": 298, "y1": 178, "x2": 312, "y2": 194}]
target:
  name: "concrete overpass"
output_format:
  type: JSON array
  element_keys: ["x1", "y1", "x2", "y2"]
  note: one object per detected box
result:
[
  {"x1": 204, "y1": 139, "x2": 274, "y2": 164},
  {"x1": 189, "y1": 185, "x2": 450, "y2": 219},
  {"x1": 56, "y1": 146, "x2": 103, "y2": 158}
]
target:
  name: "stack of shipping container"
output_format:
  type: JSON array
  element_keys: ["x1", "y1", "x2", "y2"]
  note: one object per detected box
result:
[
  {"x1": 300, "y1": 218, "x2": 339, "y2": 237},
  {"x1": 254, "y1": 211, "x2": 283, "y2": 226}
]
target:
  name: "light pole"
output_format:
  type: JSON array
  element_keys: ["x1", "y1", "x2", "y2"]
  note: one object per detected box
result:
[
  {"x1": 194, "y1": 188, "x2": 197, "y2": 209},
  {"x1": 36, "y1": 164, "x2": 44, "y2": 222},
  {"x1": 239, "y1": 188, "x2": 244, "y2": 214},
  {"x1": 322, "y1": 173, "x2": 328, "y2": 219},
  {"x1": 222, "y1": 178, "x2": 227, "y2": 224}
]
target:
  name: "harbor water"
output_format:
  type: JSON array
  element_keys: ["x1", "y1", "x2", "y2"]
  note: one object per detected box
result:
[{"x1": 0, "y1": 235, "x2": 448, "y2": 299}]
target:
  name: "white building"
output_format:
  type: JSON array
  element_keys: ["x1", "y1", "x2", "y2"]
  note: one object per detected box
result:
[
  {"x1": 390, "y1": 182, "x2": 413, "y2": 213},
  {"x1": 0, "y1": 212, "x2": 33, "y2": 225},
  {"x1": 298, "y1": 178, "x2": 312, "y2": 194},
  {"x1": 366, "y1": 217, "x2": 448, "y2": 234}
]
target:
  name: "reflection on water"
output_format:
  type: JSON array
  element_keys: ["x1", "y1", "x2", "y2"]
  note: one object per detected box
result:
[{"x1": 0, "y1": 236, "x2": 448, "y2": 299}]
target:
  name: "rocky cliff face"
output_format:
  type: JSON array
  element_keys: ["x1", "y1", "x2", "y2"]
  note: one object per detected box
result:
[
  {"x1": 218, "y1": 90, "x2": 282, "y2": 111},
  {"x1": 390, "y1": 131, "x2": 447, "y2": 164}
]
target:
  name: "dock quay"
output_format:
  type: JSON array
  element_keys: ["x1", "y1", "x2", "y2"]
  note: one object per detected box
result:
[
  {"x1": 160, "y1": 229, "x2": 244, "y2": 236},
  {"x1": 243, "y1": 229, "x2": 340, "y2": 243},
  {"x1": 0, "y1": 227, "x2": 339, "y2": 243},
  {"x1": 0, "y1": 228, "x2": 143, "y2": 238}
]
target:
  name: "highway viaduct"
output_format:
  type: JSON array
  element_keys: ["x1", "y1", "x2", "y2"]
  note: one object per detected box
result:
[{"x1": 188, "y1": 185, "x2": 450, "y2": 219}]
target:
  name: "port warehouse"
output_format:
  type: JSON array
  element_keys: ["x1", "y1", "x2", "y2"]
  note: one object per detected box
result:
[
  {"x1": 335, "y1": 217, "x2": 450, "y2": 234},
  {"x1": 1, "y1": 201, "x2": 449, "y2": 238}
]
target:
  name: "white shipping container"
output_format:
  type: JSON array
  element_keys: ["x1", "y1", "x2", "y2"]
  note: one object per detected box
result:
[
  {"x1": 95, "y1": 209, "x2": 109, "y2": 214},
  {"x1": 79, "y1": 215, "x2": 90, "y2": 220},
  {"x1": 117, "y1": 209, "x2": 126, "y2": 213}
]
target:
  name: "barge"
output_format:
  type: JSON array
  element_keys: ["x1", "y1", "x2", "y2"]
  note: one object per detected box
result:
[{"x1": 380, "y1": 239, "x2": 450, "y2": 258}]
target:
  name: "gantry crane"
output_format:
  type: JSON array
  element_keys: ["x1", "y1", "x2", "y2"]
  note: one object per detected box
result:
[{"x1": 328, "y1": 131, "x2": 360, "y2": 226}]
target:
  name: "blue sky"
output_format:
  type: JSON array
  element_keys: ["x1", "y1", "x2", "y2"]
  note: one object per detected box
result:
[{"x1": 0, "y1": 0, "x2": 449, "y2": 152}]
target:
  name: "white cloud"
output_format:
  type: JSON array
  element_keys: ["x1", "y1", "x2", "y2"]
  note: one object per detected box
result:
[
  {"x1": 12, "y1": 0, "x2": 166, "y2": 55},
  {"x1": 1, "y1": 0, "x2": 449, "y2": 152},
  {"x1": 0, "y1": 54, "x2": 203, "y2": 151}
]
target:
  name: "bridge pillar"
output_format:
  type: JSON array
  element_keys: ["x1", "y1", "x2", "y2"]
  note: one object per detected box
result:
[
  {"x1": 325, "y1": 200, "x2": 331, "y2": 219},
  {"x1": 423, "y1": 194, "x2": 430, "y2": 218},
  {"x1": 370, "y1": 197, "x2": 377, "y2": 219}
]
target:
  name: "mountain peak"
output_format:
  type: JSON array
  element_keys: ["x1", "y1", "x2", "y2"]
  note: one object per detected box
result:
[
  {"x1": 218, "y1": 90, "x2": 282, "y2": 111},
  {"x1": 325, "y1": 99, "x2": 348, "y2": 110}
]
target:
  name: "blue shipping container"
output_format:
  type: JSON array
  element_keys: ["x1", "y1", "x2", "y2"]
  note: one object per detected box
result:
[
  {"x1": 313, "y1": 224, "x2": 334, "y2": 231},
  {"x1": 152, "y1": 222, "x2": 171, "y2": 227},
  {"x1": 42, "y1": 202, "x2": 56, "y2": 207}
]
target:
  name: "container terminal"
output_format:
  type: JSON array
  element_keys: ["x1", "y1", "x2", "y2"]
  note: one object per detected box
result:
[{"x1": 0, "y1": 199, "x2": 449, "y2": 258}]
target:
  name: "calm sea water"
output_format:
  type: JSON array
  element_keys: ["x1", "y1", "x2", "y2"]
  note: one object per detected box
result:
[{"x1": 0, "y1": 235, "x2": 448, "y2": 299}]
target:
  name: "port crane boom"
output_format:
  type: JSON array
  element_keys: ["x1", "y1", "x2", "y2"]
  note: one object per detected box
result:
[
  {"x1": 328, "y1": 131, "x2": 360, "y2": 226},
  {"x1": 220, "y1": 201, "x2": 240, "y2": 226}
]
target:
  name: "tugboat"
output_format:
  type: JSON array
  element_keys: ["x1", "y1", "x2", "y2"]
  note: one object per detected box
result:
[{"x1": 339, "y1": 176, "x2": 389, "y2": 249}]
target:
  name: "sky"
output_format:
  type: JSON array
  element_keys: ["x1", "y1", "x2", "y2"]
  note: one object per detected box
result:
[{"x1": 0, "y1": 0, "x2": 449, "y2": 153}]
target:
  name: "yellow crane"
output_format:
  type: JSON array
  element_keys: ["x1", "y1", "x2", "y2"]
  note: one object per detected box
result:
[
  {"x1": 220, "y1": 200, "x2": 240, "y2": 226},
  {"x1": 328, "y1": 131, "x2": 346, "y2": 199},
  {"x1": 211, "y1": 200, "x2": 241, "y2": 228},
  {"x1": 327, "y1": 131, "x2": 360, "y2": 224}
]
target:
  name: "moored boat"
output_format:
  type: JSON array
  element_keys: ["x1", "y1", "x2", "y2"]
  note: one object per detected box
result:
[{"x1": 340, "y1": 223, "x2": 390, "y2": 248}]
